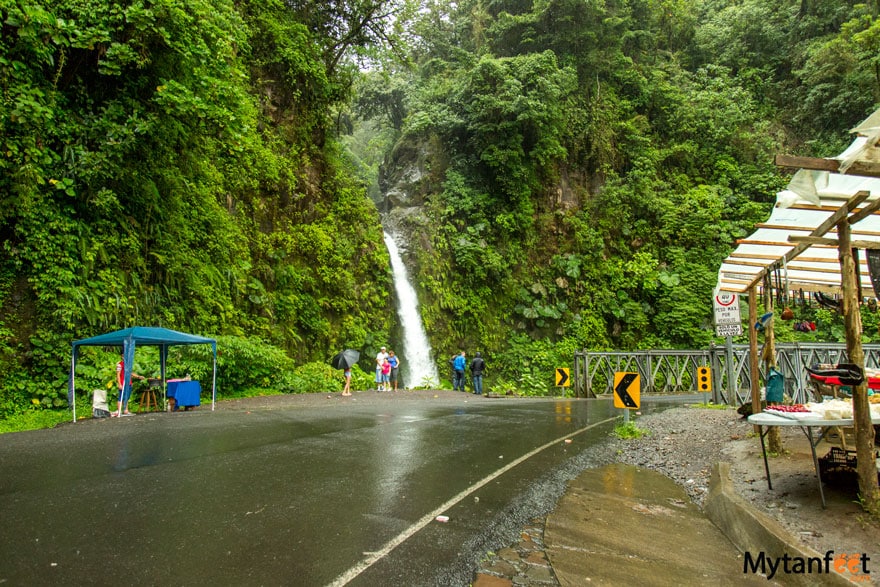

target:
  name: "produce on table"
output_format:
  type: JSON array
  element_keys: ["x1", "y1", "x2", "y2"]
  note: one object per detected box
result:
[{"x1": 766, "y1": 404, "x2": 809, "y2": 412}]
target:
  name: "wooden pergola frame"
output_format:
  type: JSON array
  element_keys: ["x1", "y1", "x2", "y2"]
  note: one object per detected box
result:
[{"x1": 727, "y1": 146, "x2": 880, "y2": 507}]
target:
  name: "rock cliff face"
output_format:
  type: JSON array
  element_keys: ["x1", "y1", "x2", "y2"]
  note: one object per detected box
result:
[
  {"x1": 379, "y1": 141, "x2": 431, "y2": 211},
  {"x1": 377, "y1": 137, "x2": 444, "y2": 269},
  {"x1": 377, "y1": 132, "x2": 594, "y2": 352},
  {"x1": 378, "y1": 134, "x2": 590, "y2": 265}
]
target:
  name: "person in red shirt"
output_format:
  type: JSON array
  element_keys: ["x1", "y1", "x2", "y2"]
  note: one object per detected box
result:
[
  {"x1": 381, "y1": 358, "x2": 391, "y2": 391},
  {"x1": 113, "y1": 356, "x2": 143, "y2": 417}
]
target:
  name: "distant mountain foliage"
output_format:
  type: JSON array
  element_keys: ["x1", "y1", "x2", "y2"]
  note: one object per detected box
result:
[{"x1": 2, "y1": 0, "x2": 880, "y2": 414}]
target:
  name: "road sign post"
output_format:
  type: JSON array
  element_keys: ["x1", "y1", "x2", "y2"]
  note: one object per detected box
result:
[
  {"x1": 713, "y1": 292, "x2": 743, "y2": 338},
  {"x1": 613, "y1": 372, "x2": 640, "y2": 424},
  {"x1": 713, "y1": 292, "x2": 742, "y2": 400}
]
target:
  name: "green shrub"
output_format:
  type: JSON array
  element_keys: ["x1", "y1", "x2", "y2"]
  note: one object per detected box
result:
[
  {"x1": 289, "y1": 361, "x2": 339, "y2": 393},
  {"x1": 350, "y1": 366, "x2": 373, "y2": 391},
  {"x1": 493, "y1": 334, "x2": 568, "y2": 396},
  {"x1": 0, "y1": 408, "x2": 72, "y2": 434},
  {"x1": 614, "y1": 421, "x2": 648, "y2": 440},
  {"x1": 176, "y1": 335, "x2": 296, "y2": 394}
]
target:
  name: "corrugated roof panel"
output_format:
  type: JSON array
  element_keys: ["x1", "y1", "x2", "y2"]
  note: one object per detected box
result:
[{"x1": 716, "y1": 127, "x2": 880, "y2": 296}]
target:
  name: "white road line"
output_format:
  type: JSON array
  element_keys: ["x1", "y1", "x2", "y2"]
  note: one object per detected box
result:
[{"x1": 326, "y1": 416, "x2": 617, "y2": 586}]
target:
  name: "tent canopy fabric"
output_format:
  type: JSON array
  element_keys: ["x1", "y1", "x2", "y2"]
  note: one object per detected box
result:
[
  {"x1": 716, "y1": 108, "x2": 880, "y2": 296},
  {"x1": 68, "y1": 326, "x2": 217, "y2": 422},
  {"x1": 72, "y1": 326, "x2": 216, "y2": 348}
]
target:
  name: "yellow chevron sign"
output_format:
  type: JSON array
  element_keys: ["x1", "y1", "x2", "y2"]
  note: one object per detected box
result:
[
  {"x1": 555, "y1": 368, "x2": 570, "y2": 387},
  {"x1": 613, "y1": 372, "x2": 640, "y2": 409}
]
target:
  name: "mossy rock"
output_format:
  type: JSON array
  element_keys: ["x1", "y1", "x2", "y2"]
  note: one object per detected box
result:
[{"x1": 737, "y1": 401, "x2": 767, "y2": 417}]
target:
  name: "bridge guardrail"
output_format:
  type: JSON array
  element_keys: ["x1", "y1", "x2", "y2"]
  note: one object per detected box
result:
[{"x1": 573, "y1": 343, "x2": 880, "y2": 406}]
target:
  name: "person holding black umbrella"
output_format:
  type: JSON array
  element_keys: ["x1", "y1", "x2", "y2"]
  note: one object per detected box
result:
[{"x1": 330, "y1": 349, "x2": 360, "y2": 396}]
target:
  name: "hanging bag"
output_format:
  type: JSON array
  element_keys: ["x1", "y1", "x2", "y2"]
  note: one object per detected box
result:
[{"x1": 765, "y1": 367, "x2": 784, "y2": 404}]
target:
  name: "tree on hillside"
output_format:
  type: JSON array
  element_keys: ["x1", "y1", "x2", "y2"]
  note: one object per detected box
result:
[{"x1": 286, "y1": 0, "x2": 415, "y2": 74}]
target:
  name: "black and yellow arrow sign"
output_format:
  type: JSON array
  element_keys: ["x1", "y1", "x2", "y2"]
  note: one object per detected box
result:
[
  {"x1": 555, "y1": 368, "x2": 570, "y2": 387},
  {"x1": 613, "y1": 372, "x2": 640, "y2": 409}
]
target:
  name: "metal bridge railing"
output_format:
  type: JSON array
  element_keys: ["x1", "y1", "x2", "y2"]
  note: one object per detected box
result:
[{"x1": 573, "y1": 343, "x2": 880, "y2": 406}]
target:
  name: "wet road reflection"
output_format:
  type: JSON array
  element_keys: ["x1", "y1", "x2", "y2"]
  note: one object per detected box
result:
[{"x1": 0, "y1": 394, "x2": 626, "y2": 586}]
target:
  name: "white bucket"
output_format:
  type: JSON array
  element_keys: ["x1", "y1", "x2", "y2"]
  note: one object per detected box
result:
[{"x1": 92, "y1": 389, "x2": 109, "y2": 411}]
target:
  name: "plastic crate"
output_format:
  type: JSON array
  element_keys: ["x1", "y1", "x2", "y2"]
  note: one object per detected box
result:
[{"x1": 818, "y1": 447, "x2": 858, "y2": 476}]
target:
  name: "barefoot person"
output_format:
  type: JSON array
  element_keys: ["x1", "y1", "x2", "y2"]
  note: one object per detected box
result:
[{"x1": 342, "y1": 367, "x2": 352, "y2": 396}]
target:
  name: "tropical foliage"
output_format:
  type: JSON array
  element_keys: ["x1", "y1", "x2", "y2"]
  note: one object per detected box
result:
[
  {"x1": 0, "y1": 0, "x2": 397, "y2": 416},
  {"x1": 352, "y1": 0, "x2": 880, "y2": 383}
]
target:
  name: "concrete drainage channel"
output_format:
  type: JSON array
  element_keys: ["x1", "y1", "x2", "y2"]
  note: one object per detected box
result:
[
  {"x1": 705, "y1": 463, "x2": 851, "y2": 587},
  {"x1": 474, "y1": 462, "x2": 853, "y2": 586}
]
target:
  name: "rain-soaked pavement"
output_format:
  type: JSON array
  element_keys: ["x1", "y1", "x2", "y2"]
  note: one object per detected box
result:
[{"x1": 0, "y1": 391, "x2": 669, "y2": 586}]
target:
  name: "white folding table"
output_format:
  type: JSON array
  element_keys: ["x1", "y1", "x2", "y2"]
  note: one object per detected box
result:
[{"x1": 747, "y1": 411, "x2": 857, "y2": 508}]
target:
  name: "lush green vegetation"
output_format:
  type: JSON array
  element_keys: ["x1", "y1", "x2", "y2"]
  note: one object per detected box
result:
[
  {"x1": 3, "y1": 0, "x2": 880, "y2": 426},
  {"x1": 0, "y1": 0, "x2": 395, "y2": 418},
  {"x1": 348, "y1": 0, "x2": 880, "y2": 381}
]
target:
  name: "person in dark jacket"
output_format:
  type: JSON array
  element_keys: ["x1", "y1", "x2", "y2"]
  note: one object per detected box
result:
[{"x1": 470, "y1": 352, "x2": 486, "y2": 395}]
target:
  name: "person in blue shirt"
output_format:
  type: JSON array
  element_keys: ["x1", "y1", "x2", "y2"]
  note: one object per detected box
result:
[
  {"x1": 388, "y1": 350, "x2": 401, "y2": 391},
  {"x1": 452, "y1": 351, "x2": 467, "y2": 392}
]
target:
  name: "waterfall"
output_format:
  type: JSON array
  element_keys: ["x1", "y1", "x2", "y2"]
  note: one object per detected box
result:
[{"x1": 383, "y1": 231, "x2": 439, "y2": 388}]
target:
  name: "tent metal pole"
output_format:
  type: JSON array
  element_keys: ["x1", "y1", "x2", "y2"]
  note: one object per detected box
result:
[
  {"x1": 70, "y1": 352, "x2": 77, "y2": 423},
  {"x1": 212, "y1": 344, "x2": 217, "y2": 411},
  {"x1": 161, "y1": 345, "x2": 167, "y2": 412},
  {"x1": 122, "y1": 339, "x2": 135, "y2": 415}
]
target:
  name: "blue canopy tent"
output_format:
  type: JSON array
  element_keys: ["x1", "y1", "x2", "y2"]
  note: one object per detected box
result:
[{"x1": 68, "y1": 327, "x2": 217, "y2": 422}]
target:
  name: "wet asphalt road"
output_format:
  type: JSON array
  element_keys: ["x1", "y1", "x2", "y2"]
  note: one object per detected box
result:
[{"x1": 0, "y1": 391, "x2": 633, "y2": 586}]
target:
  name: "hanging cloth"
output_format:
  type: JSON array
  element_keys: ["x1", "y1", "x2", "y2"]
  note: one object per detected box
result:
[
  {"x1": 765, "y1": 367, "x2": 784, "y2": 403},
  {"x1": 782, "y1": 257, "x2": 789, "y2": 305}
]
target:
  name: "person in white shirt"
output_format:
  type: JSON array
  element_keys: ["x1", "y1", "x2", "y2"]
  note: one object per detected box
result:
[{"x1": 375, "y1": 346, "x2": 389, "y2": 391}]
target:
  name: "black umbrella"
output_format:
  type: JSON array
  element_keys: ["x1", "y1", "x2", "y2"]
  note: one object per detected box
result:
[{"x1": 330, "y1": 349, "x2": 360, "y2": 370}]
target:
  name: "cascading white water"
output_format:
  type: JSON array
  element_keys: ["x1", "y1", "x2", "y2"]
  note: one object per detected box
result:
[{"x1": 383, "y1": 231, "x2": 439, "y2": 388}]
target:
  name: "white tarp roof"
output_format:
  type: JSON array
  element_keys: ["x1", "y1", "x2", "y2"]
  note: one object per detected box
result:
[{"x1": 716, "y1": 108, "x2": 880, "y2": 295}]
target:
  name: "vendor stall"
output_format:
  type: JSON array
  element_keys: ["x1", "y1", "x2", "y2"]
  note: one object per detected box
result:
[
  {"x1": 749, "y1": 398, "x2": 880, "y2": 508},
  {"x1": 68, "y1": 327, "x2": 217, "y2": 422},
  {"x1": 715, "y1": 106, "x2": 880, "y2": 509},
  {"x1": 714, "y1": 139, "x2": 880, "y2": 410}
]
